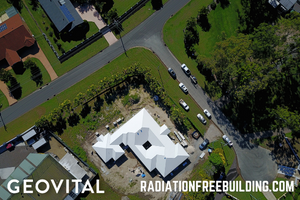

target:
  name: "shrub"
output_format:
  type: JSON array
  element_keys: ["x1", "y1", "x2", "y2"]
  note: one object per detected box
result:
[
  {"x1": 122, "y1": 94, "x2": 140, "y2": 106},
  {"x1": 53, "y1": 37, "x2": 57, "y2": 43},
  {"x1": 49, "y1": 31, "x2": 53, "y2": 37},
  {"x1": 45, "y1": 26, "x2": 49, "y2": 31}
]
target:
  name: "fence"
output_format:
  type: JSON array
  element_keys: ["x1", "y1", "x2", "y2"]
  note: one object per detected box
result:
[{"x1": 56, "y1": 0, "x2": 151, "y2": 63}]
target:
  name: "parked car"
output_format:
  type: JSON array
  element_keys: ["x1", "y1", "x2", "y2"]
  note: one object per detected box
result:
[
  {"x1": 199, "y1": 138, "x2": 209, "y2": 150},
  {"x1": 217, "y1": 172, "x2": 225, "y2": 181},
  {"x1": 190, "y1": 75, "x2": 197, "y2": 84},
  {"x1": 203, "y1": 109, "x2": 211, "y2": 118},
  {"x1": 179, "y1": 99, "x2": 189, "y2": 111},
  {"x1": 222, "y1": 135, "x2": 233, "y2": 147},
  {"x1": 181, "y1": 64, "x2": 191, "y2": 75},
  {"x1": 168, "y1": 68, "x2": 176, "y2": 78},
  {"x1": 197, "y1": 113, "x2": 207, "y2": 124},
  {"x1": 179, "y1": 83, "x2": 188, "y2": 93}
]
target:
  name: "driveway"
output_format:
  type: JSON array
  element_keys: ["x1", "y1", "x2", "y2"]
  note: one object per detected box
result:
[{"x1": 75, "y1": 3, "x2": 118, "y2": 45}]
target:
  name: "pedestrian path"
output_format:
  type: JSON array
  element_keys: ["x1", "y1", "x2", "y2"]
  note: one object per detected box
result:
[
  {"x1": 262, "y1": 190, "x2": 277, "y2": 200},
  {"x1": 75, "y1": 4, "x2": 118, "y2": 45}
]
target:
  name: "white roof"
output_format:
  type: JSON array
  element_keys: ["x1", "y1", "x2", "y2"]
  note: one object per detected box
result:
[
  {"x1": 59, "y1": 153, "x2": 87, "y2": 180},
  {"x1": 22, "y1": 129, "x2": 37, "y2": 141},
  {"x1": 93, "y1": 108, "x2": 189, "y2": 177},
  {"x1": 32, "y1": 138, "x2": 47, "y2": 150}
]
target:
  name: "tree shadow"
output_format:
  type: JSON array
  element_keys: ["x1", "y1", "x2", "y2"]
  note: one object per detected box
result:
[
  {"x1": 80, "y1": 104, "x2": 91, "y2": 118},
  {"x1": 220, "y1": 0, "x2": 230, "y2": 8},
  {"x1": 30, "y1": 66, "x2": 43, "y2": 86},
  {"x1": 12, "y1": 62, "x2": 26, "y2": 75},
  {"x1": 198, "y1": 17, "x2": 211, "y2": 32},
  {"x1": 68, "y1": 113, "x2": 80, "y2": 127},
  {"x1": 60, "y1": 21, "x2": 90, "y2": 42},
  {"x1": 238, "y1": 0, "x2": 279, "y2": 34},
  {"x1": 29, "y1": 0, "x2": 39, "y2": 11},
  {"x1": 9, "y1": 77, "x2": 22, "y2": 99},
  {"x1": 93, "y1": 96, "x2": 104, "y2": 112},
  {"x1": 151, "y1": 0, "x2": 163, "y2": 10},
  {"x1": 7, "y1": 0, "x2": 23, "y2": 12},
  {"x1": 54, "y1": 117, "x2": 67, "y2": 135}
]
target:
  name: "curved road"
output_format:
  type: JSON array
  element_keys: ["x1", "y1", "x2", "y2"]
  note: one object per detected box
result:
[{"x1": 1, "y1": 0, "x2": 277, "y2": 182}]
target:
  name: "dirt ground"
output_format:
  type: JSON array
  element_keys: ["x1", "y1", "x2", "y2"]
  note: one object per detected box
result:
[{"x1": 81, "y1": 86, "x2": 223, "y2": 199}]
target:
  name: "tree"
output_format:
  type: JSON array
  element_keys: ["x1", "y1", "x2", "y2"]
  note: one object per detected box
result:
[
  {"x1": 24, "y1": 59, "x2": 36, "y2": 69},
  {"x1": 271, "y1": 106, "x2": 300, "y2": 134},
  {"x1": 35, "y1": 115, "x2": 50, "y2": 131},
  {"x1": 209, "y1": 152, "x2": 224, "y2": 171},
  {"x1": 60, "y1": 99, "x2": 72, "y2": 115},
  {"x1": 73, "y1": 92, "x2": 86, "y2": 108},
  {"x1": 0, "y1": 69, "x2": 12, "y2": 83},
  {"x1": 107, "y1": 8, "x2": 118, "y2": 24}
]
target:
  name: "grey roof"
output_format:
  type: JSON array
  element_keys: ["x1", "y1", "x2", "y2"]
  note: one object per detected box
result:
[
  {"x1": 38, "y1": 0, "x2": 83, "y2": 32},
  {"x1": 293, "y1": 2, "x2": 300, "y2": 12},
  {"x1": 280, "y1": 0, "x2": 297, "y2": 10},
  {"x1": 32, "y1": 137, "x2": 47, "y2": 150},
  {"x1": 22, "y1": 129, "x2": 37, "y2": 141},
  {"x1": 5, "y1": 7, "x2": 18, "y2": 18}
]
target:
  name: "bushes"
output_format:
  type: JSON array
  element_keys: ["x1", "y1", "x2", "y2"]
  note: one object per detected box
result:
[{"x1": 122, "y1": 94, "x2": 140, "y2": 106}]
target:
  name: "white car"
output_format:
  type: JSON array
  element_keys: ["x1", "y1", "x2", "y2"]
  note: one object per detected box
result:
[
  {"x1": 179, "y1": 83, "x2": 188, "y2": 93},
  {"x1": 197, "y1": 114, "x2": 206, "y2": 124},
  {"x1": 222, "y1": 135, "x2": 233, "y2": 147},
  {"x1": 203, "y1": 109, "x2": 211, "y2": 118},
  {"x1": 179, "y1": 99, "x2": 189, "y2": 111},
  {"x1": 181, "y1": 64, "x2": 191, "y2": 75}
]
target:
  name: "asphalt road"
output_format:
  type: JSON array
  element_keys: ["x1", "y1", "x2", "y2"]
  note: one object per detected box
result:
[{"x1": 0, "y1": 0, "x2": 277, "y2": 182}]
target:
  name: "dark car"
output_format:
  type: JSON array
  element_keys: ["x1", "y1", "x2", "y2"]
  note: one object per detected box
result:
[
  {"x1": 217, "y1": 172, "x2": 225, "y2": 181},
  {"x1": 190, "y1": 75, "x2": 197, "y2": 84},
  {"x1": 168, "y1": 68, "x2": 176, "y2": 78},
  {"x1": 199, "y1": 138, "x2": 209, "y2": 150}
]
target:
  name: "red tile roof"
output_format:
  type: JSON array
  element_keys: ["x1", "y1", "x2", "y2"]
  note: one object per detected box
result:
[{"x1": 0, "y1": 14, "x2": 35, "y2": 66}]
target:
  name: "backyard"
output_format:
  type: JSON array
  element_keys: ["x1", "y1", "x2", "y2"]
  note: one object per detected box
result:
[{"x1": 163, "y1": 0, "x2": 242, "y2": 98}]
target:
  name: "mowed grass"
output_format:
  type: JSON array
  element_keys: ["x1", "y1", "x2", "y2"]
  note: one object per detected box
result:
[
  {"x1": 9, "y1": 58, "x2": 51, "y2": 100},
  {"x1": 163, "y1": 0, "x2": 242, "y2": 95},
  {"x1": 0, "y1": 90, "x2": 9, "y2": 110},
  {"x1": 227, "y1": 176, "x2": 267, "y2": 200},
  {"x1": 24, "y1": 0, "x2": 99, "y2": 55},
  {"x1": 0, "y1": 0, "x2": 12, "y2": 12},
  {"x1": 117, "y1": 0, "x2": 169, "y2": 38},
  {"x1": 113, "y1": 0, "x2": 140, "y2": 16},
  {"x1": 0, "y1": 47, "x2": 208, "y2": 143}
]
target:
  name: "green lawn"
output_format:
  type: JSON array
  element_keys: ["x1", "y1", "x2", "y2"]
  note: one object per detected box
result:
[
  {"x1": 24, "y1": 0, "x2": 99, "y2": 55},
  {"x1": 117, "y1": 0, "x2": 168, "y2": 38},
  {"x1": 208, "y1": 139, "x2": 235, "y2": 174},
  {"x1": 0, "y1": 0, "x2": 13, "y2": 12},
  {"x1": 228, "y1": 176, "x2": 267, "y2": 200},
  {"x1": 0, "y1": 90, "x2": 9, "y2": 110},
  {"x1": 8, "y1": 58, "x2": 51, "y2": 100},
  {"x1": 113, "y1": 0, "x2": 140, "y2": 16},
  {"x1": 269, "y1": 177, "x2": 289, "y2": 199},
  {"x1": 163, "y1": 0, "x2": 242, "y2": 98}
]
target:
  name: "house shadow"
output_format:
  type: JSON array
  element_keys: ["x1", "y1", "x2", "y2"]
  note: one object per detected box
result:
[
  {"x1": 103, "y1": 154, "x2": 128, "y2": 169},
  {"x1": 162, "y1": 159, "x2": 191, "y2": 182},
  {"x1": 18, "y1": 42, "x2": 40, "y2": 59},
  {"x1": 12, "y1": 62, "x2": 26, "y2": 75},
  {"x1": 0, "y1": 59, "x2": 9, "y2": 70}
]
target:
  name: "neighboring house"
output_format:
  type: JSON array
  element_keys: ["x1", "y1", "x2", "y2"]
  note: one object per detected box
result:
[
  {"x1": 93, "y1": 108, "x2": 189, "y2": 178},
  {"x1": 269, "y1": 0, "x2": 299, "y2": 13},
  {"x1": 0, "y1": 153, "x2": 84, "y2": 200},
  {"x1": 38, "y1": 0, "x2": 83, "y2": 32},
  {"x1": 0, "y1": 7, "x2": 35, "y2": 66}
]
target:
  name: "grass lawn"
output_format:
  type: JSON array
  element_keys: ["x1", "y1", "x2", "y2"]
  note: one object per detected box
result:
[
  {"x1": 8, "y1": 58, "x2": 51, "y2": 100},
  {"x1": 0, "y1": 0, "x2": 12, "y2": 12},
  {"x1": 228, "y1": 176, "x2": 267, "y2": 200},
  {"x1": 24, "y1": 0, "x2": 99, "y2": 55},
  {"x1": 269, "y1": 177, "x2": 289, "y2": 199},
  {"x1": 113, "y1": 0, "x2": 140, "y2": 16},
  {"x1": 117, "y1": 0, "x2": 168, "y2": 38},
  {"x1": 0, "y1": 90, "x2": 9, "y2": 110},
  {"x1": 163, "y1": 0, "x2": 242, "y2": 99},
  {"x1": 207, "y1": 139, "x2": 235, "y2": 174}
]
